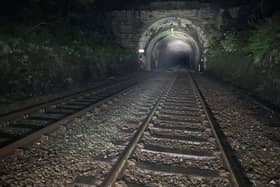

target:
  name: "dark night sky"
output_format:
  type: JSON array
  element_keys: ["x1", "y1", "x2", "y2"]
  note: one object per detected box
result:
[
  {"x1": 0, "y1": 0, "x2": 261, "y2": 11},
  {"x1": 0, "y1": 0, "x2": 278, "y2": 18}
]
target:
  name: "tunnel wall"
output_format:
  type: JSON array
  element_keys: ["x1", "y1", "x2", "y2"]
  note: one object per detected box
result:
[
  {"x1": 111, "y1": 7, "x2": 218, "y2": 50},
  {"x1": 111, "y1": 2, "x2": 244, "y2": 50}
]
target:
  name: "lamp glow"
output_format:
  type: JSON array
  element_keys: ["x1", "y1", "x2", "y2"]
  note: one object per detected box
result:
[
  {"x1": 138, "y1": 49, "x2": 145, "y2": 53},
  {"x1": 171, "y1": 28, "x2": 174, "y2": 35}
]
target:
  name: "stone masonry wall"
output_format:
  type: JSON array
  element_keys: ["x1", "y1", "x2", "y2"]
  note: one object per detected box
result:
[{"x1": 111, "y1": 5, "x2": 219, "y2": 50}]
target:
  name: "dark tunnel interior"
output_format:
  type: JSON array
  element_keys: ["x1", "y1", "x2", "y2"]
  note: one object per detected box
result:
[
  {"x1": 149, "y1": 36, "x2": 196, "y2": 70},
  {"x1": 158, "y1": 47, "x2": 192, "y2": 69}
]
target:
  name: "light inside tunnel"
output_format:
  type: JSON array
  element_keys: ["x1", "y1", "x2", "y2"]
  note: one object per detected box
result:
[
  {"x1": 145, "y1": 31, "x2": 201, "y2": 71},
  {"x1": 166, "y1": 40, "x2": 192, "y2": 54},
  {"x1": 159, "y1": 39, "x2": 193, "y2": 68},
  {"x1": 171, "y1": 28, "x2": 174, "y2": 35}
]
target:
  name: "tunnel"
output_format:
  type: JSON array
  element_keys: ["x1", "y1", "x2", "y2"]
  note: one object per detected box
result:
[
  {"x1": 137, "y1": 17, "x2": 208, "y2": 71},
  {"x1": 1, "y1": 1, "x2": 280, "y2": 186},
  {"x1": 149, "y1": 35, "x2": 199, "y2": 70},
  {"x1": 157, "y1": 38, "x2": 193, "y2": 69}
]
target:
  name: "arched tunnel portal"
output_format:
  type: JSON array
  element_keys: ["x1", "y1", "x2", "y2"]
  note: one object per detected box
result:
[
  {"x1": 138, "y1": 17, "x2": 209, "y2": 71},
  {"x1": 145, "y1": 31, "x2": 200, "y2": 70}
]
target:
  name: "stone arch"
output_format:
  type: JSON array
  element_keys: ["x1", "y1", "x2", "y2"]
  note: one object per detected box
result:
[
  {"x1": 138, "y1": 16, "x2": 210, "y2": 70},
  {"x1": 145, "y1": 31, "x2": 200, "y2": 70}
]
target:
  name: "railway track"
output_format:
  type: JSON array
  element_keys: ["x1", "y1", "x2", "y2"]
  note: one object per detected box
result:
[
  {"x1": 96, "y1": 70, "x2": 247, "y2": 187},
  {"x1": 0, "y1": 76, "x2": 139, "y2": 159}
]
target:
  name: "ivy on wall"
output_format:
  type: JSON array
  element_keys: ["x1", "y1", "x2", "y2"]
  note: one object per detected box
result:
[
  {"x1": 0, "y1": 15, "x2": 138, "y2": 102},
  {"x1": 207, "y1": 14, "x2": 280, "y2": 106}
]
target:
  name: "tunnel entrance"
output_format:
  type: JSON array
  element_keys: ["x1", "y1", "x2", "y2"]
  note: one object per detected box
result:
[
  {"x1": 138, "y1": 17, "x2": 209, "y2": 71},
  {"x1": 145, "y1": 33, "x2": 200, "y2": 71}
]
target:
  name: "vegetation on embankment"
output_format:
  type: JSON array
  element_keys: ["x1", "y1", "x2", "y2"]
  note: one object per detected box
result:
[
  {"x1": 206, "y1": 14, "x2": 280, "y2": 106},
  {"x1": 0, "y1": 14, "x2": 138, "y2": 102}
]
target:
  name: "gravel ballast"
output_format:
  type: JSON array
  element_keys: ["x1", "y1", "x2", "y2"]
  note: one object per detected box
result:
[
  {"x1": 1, "y1": 71, "x2": 279, "y2": 187},
  {"x1": 0, "y1": 72, "x2": 173, "y2": 186},
  {"x1": 194, "y1": 73, "x2": 280, "y2": 187}
]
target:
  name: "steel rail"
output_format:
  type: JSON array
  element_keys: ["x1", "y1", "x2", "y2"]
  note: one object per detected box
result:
[
  {"x1": 189, "y1": 72, "x2": 252, "y2": 187},
  {"x1": 0, "y1": 81, "x2": 137, "y2": 159},
  {"x1": 101, "y1": 71, "x2": 247, "y2": 187},
  {"x1": 101, "y1": 75, "x2": 177, "y2": 187},
  {"x1": 0, "y1": 78, "x2": 132, "y2": 122}
]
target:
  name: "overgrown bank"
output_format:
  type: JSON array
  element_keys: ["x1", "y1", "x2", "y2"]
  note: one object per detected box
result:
[
  {"x1": 0, "y1": 15, "x2": 138, "y2": 103},
  {"x1": 206, "y1": 14, "x2": 280, "y2": 107}
]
